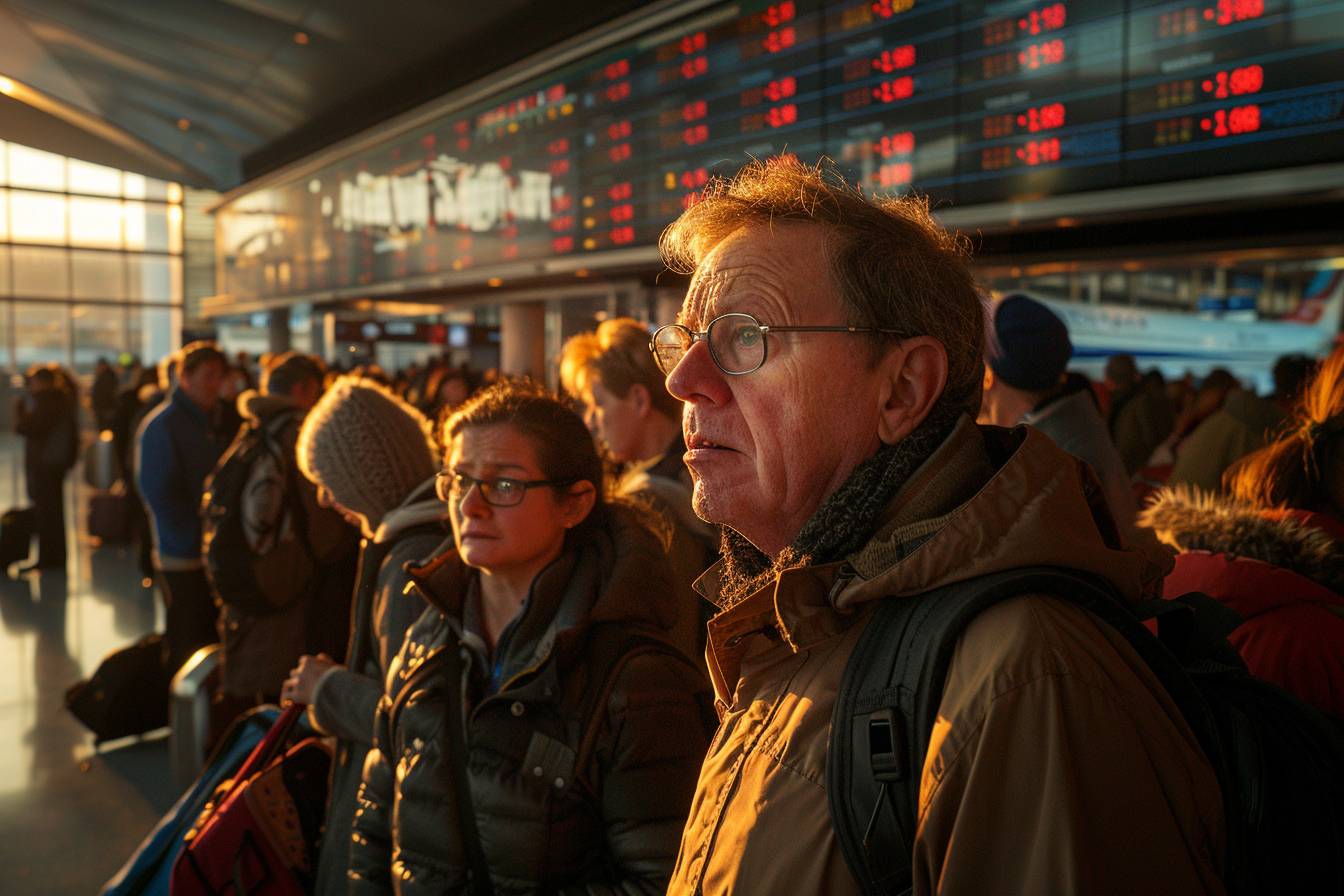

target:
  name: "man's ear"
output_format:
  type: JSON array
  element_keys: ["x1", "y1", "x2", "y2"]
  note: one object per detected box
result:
[
  {"x1": 877, "y1": 337, "x2": 949, "y2": 445},
  {"x1": 561, "y1": 480, "x2": 598, "y2": 528},
  {"x1": 628, "y1": 383, "x2": 652, "y2": 418}
]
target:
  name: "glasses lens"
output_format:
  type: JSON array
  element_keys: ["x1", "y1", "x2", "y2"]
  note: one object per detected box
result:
[
  {"x1": 483, "y1": 478, "x2": 523, "y2": 507},
  {"x1": 435, "y1": 472, "x2": 454, "y2": 502},
  {"x1": 651, "y1": 325, "x2": 691, "y2": 375},
  {"x1": 708, "y1": 314, "x2": 765, "y2": 374}
]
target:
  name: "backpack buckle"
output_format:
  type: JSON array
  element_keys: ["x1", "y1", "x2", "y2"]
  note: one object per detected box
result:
[{"x1": 867, "y1": 708, "x2": 907, "y2": 783}]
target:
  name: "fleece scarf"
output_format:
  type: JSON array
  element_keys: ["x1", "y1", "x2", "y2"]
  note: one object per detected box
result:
[{"x1": 714, "y1": 410, "x2": 957, "y2": 606}]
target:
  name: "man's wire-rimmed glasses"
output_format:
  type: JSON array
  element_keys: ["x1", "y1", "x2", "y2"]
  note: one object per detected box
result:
[
  {"x1": 649, "y1": 311, "x2": 901, "y2": 376},
  {"x1": 435, "y1": 471, "x2": 574, "y2": 507}
]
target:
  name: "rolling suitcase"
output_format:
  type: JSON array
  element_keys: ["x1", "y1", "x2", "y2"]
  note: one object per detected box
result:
[
  {"x1": 0, "y1": 506, "x2": 35, "y2": 566},
  {"x1": 169, "y1": 645, "x2": 221, "y2": 792},
  {"x1": 65, "y1": 634, "x2": 172, "y2": 743},
  {"x1": 89, "y1": 488, "x2": 133, "y2": 544},
  {"x1": 83, "y1": 431, "x2": 123, "y2": 490}
]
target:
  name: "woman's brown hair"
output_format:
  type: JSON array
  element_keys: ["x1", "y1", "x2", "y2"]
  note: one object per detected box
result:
[
  {"x1": 1224, "y1": 346, "x2": 1343, "y2": 511},
  {"x1": 443, "y1": 377, "x2": 607, "y2": 509}
]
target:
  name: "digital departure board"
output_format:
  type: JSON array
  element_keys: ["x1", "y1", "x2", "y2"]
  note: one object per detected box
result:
[{"x1": 216, "y1": 0, "x2": 1344, "y2": 303}]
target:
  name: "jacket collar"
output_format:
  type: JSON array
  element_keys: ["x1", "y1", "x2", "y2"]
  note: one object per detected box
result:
[
  {"x1": 238, "y1": 389, "x2": 301, "y2": 425},
  {"x1": 170, "y1": 386, "x2": 214, "y2": 427},
  {"x1": 696, "y1": 417, "x2": 996, "y2": 656},
  {"x1": 699, "y1": 416, "x2": 1168, "y2": 690},
  {"x1": 407, "y1": 504, "x2": 684, "y2": 682}
]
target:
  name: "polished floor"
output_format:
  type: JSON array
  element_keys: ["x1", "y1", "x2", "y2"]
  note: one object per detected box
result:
[{"x1": 0, "y1": 435, "x2": 176, "y2": 895}]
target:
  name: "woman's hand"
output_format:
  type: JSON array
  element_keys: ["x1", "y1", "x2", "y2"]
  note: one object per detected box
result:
[{"x1": 281, "y1": 653, "x2": 341, "y2": 705}]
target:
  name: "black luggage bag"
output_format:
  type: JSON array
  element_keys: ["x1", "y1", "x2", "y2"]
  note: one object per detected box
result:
[
  {"x1": 89, "y1": 491, "x2": 132, "y2": 544},
  {"x1": 0, "y1": 506, "x2": 35, "y2": 566},
  {"x1": 65, "y1": 634, "x2": 173, "y2": 743}
]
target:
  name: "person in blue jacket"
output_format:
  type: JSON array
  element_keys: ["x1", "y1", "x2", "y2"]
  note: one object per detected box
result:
[{"x1": 135, "y1": 341, "x2": 237, "y2": 675}]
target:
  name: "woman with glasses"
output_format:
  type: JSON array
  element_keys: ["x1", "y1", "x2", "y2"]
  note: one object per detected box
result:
[{"x1": 349, "y1": 378, "x2": 711, "y2": 896}]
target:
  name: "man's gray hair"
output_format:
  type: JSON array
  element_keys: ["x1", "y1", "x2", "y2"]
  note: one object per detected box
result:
[{"x1": 660, "y1": 156, "x2": 986, "y2": 423}]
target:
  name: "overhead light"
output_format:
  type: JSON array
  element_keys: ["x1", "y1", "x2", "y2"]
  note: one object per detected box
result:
[
  {"x1": 0, "y1": 76, "x2": 15, "y2": 95},
  {"x1": 177, "y1": 117, "x2": 191, "y2": 130},
  {"x1": 486, "y1": 277, "x2": 503, "y2": 287},
  {"x1": 293, "y1": 31, "x2": 309, "y2": 45}
]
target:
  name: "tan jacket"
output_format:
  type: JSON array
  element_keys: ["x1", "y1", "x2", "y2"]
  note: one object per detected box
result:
[{"x1": 669, "y1": 419, "x2": 1225, "y2": 896}]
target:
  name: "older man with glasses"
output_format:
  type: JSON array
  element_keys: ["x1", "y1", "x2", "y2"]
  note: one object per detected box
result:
[{"x1": 653, "y1": 157, "x2": 1225, "y2": 896}]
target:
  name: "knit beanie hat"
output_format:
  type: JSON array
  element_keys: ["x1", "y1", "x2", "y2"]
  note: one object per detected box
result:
[
  {"x1": 988, "y1": 293, "x2": 1073, "y2": 392},
  {"x1": 296, "y1": 375, "x2": 438, "y2": 535}
]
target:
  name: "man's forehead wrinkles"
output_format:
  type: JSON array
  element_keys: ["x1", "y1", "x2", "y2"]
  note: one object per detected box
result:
[{"x1": 683, "y1": 255, "x2": 796, "y2": 326}]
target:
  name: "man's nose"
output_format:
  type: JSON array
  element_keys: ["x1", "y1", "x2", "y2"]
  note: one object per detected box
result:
[{"x1": 665, "y1": 338, "x2": 731, "y2": 406}]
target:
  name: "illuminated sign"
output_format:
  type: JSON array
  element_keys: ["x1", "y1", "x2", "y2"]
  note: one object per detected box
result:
[{"x1": 217, "y1": 0, "x2": 1344, "y2": 302}]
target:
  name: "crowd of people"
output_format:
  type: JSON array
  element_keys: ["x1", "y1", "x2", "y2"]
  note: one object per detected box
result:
[{"x1": 10, "y1": 156, "x2": 1343, "y2": 894}]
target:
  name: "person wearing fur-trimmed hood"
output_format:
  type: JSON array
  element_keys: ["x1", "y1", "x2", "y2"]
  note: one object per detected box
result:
[{"x1": 1143, "y1": 345, "x2": 1344, "y2": 718}]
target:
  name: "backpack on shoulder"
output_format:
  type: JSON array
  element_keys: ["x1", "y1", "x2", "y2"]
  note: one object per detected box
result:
[
  {"x1": 828, "y1": 566, "x2": 1344, "y2": 896},
  {"x1": 201, "y1": 417, "x2": 316, "y2": 617}
]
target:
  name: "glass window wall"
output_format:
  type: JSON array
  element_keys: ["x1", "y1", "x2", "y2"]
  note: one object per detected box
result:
[{"x1": 0, "y1": 139, "x2": 183, "y2": 375}]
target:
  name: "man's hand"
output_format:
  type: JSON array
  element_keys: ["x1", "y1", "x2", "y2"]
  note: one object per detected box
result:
[{"x1": 282, "y1": 653, "x2": 340, "y2": 705}]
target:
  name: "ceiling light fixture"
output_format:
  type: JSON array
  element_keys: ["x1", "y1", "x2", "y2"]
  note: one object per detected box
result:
[{"x1": 0, "y1": 76, "x2": 14, "y2": 95}]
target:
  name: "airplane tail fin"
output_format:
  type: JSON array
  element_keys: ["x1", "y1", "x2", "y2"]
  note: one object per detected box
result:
[{"x1": 1284, "y1": 270, "x2": 1344, "y2": 330}]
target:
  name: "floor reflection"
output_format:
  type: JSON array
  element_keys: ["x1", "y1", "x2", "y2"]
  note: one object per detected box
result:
[{"x1": 0, "y1": 436, "x2": 174, "y2": 894}]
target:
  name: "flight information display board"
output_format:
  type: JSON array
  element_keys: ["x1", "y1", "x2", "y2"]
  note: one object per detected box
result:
[{"x1": 217, "y1": 0, "x2": 1344, "y2": 302}]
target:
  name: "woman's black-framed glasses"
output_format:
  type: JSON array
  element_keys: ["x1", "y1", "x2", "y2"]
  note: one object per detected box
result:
[
  {"x1": 435, "y1": 471, "x2": 573, "y2": 507},
  {"x1": 649, "y1": 312, "x2": 901, "y2": 376}
]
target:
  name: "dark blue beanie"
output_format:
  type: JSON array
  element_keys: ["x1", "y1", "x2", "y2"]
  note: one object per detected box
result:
[{"x1": 989, "y1": 293, "x2": 1073, "y2": 392}]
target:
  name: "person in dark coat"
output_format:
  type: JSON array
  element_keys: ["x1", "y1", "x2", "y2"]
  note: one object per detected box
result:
[
  {"x1": 91, "y1": 357, "x2": 120, "y2": 430},
  {"x1": 135, "y1": 342, "x2": 237, "y2": 674},
  {"x1": 979, "y1": 294, "x2": 1140, "y2": 541},
  {"x1": 346, "y1": 380, "x2": 711, "y2": 895},
  {"x1": 13, "y1": 365, "x2": 78, "y2": 573},
  {"x1": 212, "y1": 353, "x2": 359, "y2": 706},
  {"x1": 281, "y1": 375, "x2": 443, "y2": 895}
]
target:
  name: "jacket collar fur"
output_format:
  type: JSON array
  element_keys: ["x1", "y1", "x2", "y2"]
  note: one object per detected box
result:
[{"x1": 1140, "y1": 486, "x2": 1344, "y2": 596}]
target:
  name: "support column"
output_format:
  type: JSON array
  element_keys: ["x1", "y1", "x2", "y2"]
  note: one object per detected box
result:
[
  {"x1": 310, "y1": 312, "x2": 332, "y2": 362},
  {"x1": 267, "y1": 308, "x2": 292, "y2": 354},
  {"x1": 500, "y1": 301, "x2": 546, "y2": 379}
]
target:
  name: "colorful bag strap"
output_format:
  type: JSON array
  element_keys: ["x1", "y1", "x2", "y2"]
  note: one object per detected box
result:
[{"x1": 215, "y1": 703, "x2": 305, "y2": 808}]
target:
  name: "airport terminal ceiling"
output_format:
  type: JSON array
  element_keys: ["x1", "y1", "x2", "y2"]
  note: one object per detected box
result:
[
  {"x1": 0, "y1": 0, "x2": 652, "y2": 189},
  {"x1": 209, "y1": 0, "x2": 1344, "y2": 313}
]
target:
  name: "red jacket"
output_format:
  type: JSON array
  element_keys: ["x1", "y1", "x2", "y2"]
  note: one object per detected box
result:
[{"x1": 1142, "y1": 489, "x2": 1344, "y2": 717}]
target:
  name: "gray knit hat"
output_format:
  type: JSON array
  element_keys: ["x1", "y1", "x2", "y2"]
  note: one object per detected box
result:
[{"x1": 296, "y1": 375, "x2": 438, "y2": 534}]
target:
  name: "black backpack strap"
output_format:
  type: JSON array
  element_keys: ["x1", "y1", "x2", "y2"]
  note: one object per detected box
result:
[
  {"x1": 827, "y1": 566, "x2": 1225, "y2": 896},
  {"x1": 567, "y1": 624, "x2": 698, "y2": 786}
]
